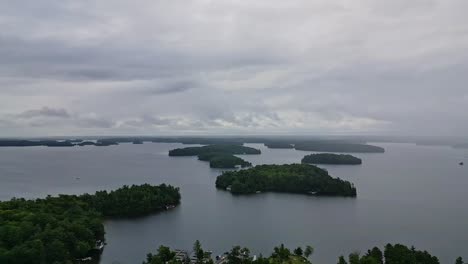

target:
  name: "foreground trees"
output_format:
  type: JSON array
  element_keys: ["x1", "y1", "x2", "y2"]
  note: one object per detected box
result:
[
  {"x1": 216, "y1": 164, "x2": 357, "y2": 196},
  {"x1": 143, "y1": 242, "x2": 463, "y2": 264},
  {"x1": 0, "y1": 184, "x2": 180, "y2": 263},
  {"x1": 337, "y1": 244, "x2": 441, "y2": 264}
]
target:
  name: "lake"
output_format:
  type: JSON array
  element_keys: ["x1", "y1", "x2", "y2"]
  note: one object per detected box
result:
[{"x1": 0, "y1": 142, "x2": 467, "y2": 263}]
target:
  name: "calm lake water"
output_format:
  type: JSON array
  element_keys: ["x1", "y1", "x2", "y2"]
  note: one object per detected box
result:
[{"x1": 0, "y1": 143, "x2": 467, "y2": 263}]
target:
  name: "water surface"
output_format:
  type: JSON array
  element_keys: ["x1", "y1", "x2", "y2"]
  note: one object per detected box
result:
[{"x1": 0, "y1": 143, "x2": 467, "y2": 263}]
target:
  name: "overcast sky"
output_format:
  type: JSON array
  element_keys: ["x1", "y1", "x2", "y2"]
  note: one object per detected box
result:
[{"x1": 1, "y1": 0, "x2": 467, "y2": 137}]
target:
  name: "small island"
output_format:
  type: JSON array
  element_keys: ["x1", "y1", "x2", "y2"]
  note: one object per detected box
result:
[
  {"x1": 0, "y1": 184, "x2": 180, "y2": 263},
  {"x1": 215, "y1": 164, "x2": 357, "y2": 196},
  {"x1": 169, "y1": 145, "x2": 260, "y2": 169},
  {"x1": 302, "y1": 153, "x2": 362, "y2": 165}
]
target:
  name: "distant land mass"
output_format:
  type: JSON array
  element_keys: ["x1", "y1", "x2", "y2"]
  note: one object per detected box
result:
[
  {"x1": 0, "y1": 140, "x2": 75, "y2": 147},
  {"x1": 264, "y1": 142, "x2": 294, "y2": 149},
  {"x1": 1, "y1": 137, "x2": 385, "y2": 153},
  {"x1": 302, "y1": 153, "x2": 362, "y2": 165},
  {"x1": 216, "y1": 164, "x2": 357, "y2": 196},
  {"x1": 169, "y1": 144, "x2": 260, "y2": 168},
  {"x1": 294, "y1": 142, "x2": 384, "y2": 153}
]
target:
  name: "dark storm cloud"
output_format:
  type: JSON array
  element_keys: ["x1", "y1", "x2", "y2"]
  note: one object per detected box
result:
[{"x1": 0, "y1": 0, "x2": 468, "y2": 136}]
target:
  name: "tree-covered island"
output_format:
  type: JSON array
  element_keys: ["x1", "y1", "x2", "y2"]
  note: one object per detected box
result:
[
  {"x1": 215, "y1": 164, "x2": 357, "y2": 196},
  {"x1": 198, "y1": 152, "x2": 252, "y2": 168},
  {"x1": 0, "y1": 184, "x2": 180, "y2": 264},
  {"x1": 302, "y1": 153, "x2": 362, "y2": 165},
  {"x1": 169, "y1": 145, "x2": 260, "y2": 169}
]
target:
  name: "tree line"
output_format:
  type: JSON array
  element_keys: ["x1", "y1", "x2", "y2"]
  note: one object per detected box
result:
[{"x1": 143, "y1": 241, "x2": 464, "y2": 264}]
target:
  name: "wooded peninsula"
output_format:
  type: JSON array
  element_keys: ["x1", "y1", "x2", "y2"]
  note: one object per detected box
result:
[{"x1": 0, "y1": 184, "x2": 180, "y2": 263}]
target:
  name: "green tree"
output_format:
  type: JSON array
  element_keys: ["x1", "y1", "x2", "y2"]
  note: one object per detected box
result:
[
  {"x1": 294, "y1": 247, "x2": 303, "y2": 256},
  {"x1": 227, "y1": 246, "x2": 251, "y2": 264},
  {"x1": 456, "y1": 257, "x2": 464, "y2": 264},
  {"x1": 338, "y1": 256, "x2": 348, "y2": 264},
  {"x1": 349, "y1": 252, "x2": 360, "y2": 264},
  {"x1": 365, "y1": 247, "x2": 383, "y2": 264},
  {"x1": 193, "y1": 240, "x2": 204, "y2": 264},
  {"x1": 304, "y1": 245, "x2": 314, "y2": 259}
]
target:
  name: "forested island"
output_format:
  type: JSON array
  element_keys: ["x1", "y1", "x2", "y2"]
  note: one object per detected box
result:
[
  {"x1": 143, "y1": 240, "x2": 454, "y2": 264},
  {"x1": 215, "y1": 164, "x2": 357, "y2": 196},
  {"x1": 294, "y1": 142, "x2": 384, "y2": 153},
  {"x1": 0, "y1": 184, "x2": 180, "y2": 263},
  {"x1": 169, "y1": 145, "x2": 260, "y2": 168},
  {"x1": 169, "y1": 145, "x2": 261, "y2": 156},
  {"x1": 302, "y1": 153, "x2": 362, "y2": 165},
  {"x1": 198, "y1": 152, "x2": 252, "y2": 168}
]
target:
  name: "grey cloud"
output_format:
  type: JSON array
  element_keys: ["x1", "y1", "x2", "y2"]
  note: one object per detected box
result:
[
  {"x1": 1, "y1": 0, "x2": 468, "y2": 136},
  {"x1": 76, "y1": 116, "x2": 115, "y2": 129},
  {"x1": 17, "y1": 107, "x2": 70, "y2": 119}
]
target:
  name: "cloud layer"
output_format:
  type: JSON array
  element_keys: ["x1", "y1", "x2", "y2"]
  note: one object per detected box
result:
[{"x1": 1, "y1": 0, "x2": 467, "y2": 136}]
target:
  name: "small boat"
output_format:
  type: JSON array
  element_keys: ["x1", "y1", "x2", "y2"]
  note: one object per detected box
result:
[{"x1": 460, "y1": 162, "x2": 464, "y2": 166}]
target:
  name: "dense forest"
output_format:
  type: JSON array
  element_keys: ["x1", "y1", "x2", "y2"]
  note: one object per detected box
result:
[
  {"x1": 143, "y1": 241, "x2": 462, "y2": 264},
  {"x1": 168, "y1": 145, "x2": 260, "y2": 168},
  {"x1": 302, "y1": 154, "x2": 362, "y2": 165},
  {"x1": 294, "y1": 142, "x2": 385, "y2": 153},
  {"x1": 215, "y1": 164, "x2": 357, "y2": 196},
  {"x1": 0, "y1": 184, "x2": 180, "y2": 263}
]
